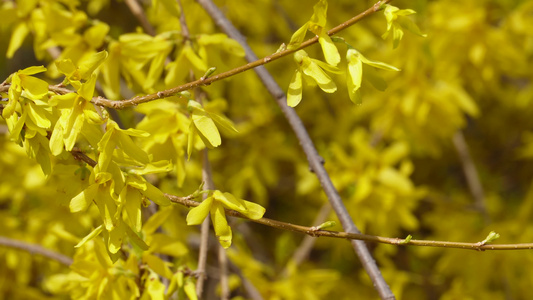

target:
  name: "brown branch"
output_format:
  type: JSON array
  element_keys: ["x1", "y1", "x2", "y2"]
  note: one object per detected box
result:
[
  {"x1": 124, "y1": 0, "x2": 156, "y2": 36},
  {"x1": 65, "y1": 150, "x2": 533, "y2": 252},
  {"x1": 453, "y1": 131, "x2": 489, "y2": 221},
  {"x1": 195, "y1": 0, "x2": 395, "y2": 299},
  {"x1": 196, "y1": 149, "x2": 215, "y2": 298},
  {"x1": 69, "y1": 148, "x2": 515, "y2": 251},
  {"x1": 177, "y1": 0, "x2": 190, "y2": 41},
  {"x1": 218, "y1": 244, "x2": 230, "y2": 300},
  {"x1": 0, "y1": 236, "x2": 73, "y2": 266},
  {"x1": 0, "y1": 0, "x2": 393, "y2": 109},
  {"x1": 167, "y1": 195, "x2": 533, "y2": 251},
  {"x1": 71, "y1": 147, "x2": 97, "y2": 166},
  {"x1": 228, "y1": 261, "x2": 264, "y2": 300},
  {"x1": 281, "y1": 203, "x2": 331, "y2": 277}
]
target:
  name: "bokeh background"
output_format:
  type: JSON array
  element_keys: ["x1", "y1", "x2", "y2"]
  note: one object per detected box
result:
[{"x1": 1, "y1": 0, "x2": 533, "y2": 299}]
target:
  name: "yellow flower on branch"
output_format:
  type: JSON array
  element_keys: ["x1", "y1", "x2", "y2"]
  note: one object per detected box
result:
[
  {"x1": 288, "y1": 0, "x2": 340, "y2": 66},
  {"x1": 346, "y1": 48, "x2": 400, "y2": 104},
  {"x1": 287, "y1": 50, "x2": 339, "y2": 107},
  {"x1": 382, "y1": 4, "x2": 426, "y2": 49},
  {"x1": 186, "y1": 190, "x2": 265, "y2": 248}
]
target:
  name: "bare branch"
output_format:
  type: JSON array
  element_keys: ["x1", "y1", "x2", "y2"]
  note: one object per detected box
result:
[
  {"x1": 177, "y1": 0, "x2": 190, "y2": 41},
  {"x1": 196, "y1": 149, "x2": 215, "y2": 298},
  {"x1": 124, "y1": 0, "x2": 156, "y2": 36},
  {"x1": 453, "y1": 131, "x2": 489, "y2": 221},
  {"x1": 218, "y1": 244, "x2": 230, "y2": 300},
  {"x1": 281, "y1": 203, "x2": 331, "y2": 277},
  {"x1": 168, "y1": 195, "x2": 533, "y2": 251},
  {"x1": 194, "y1": 0, "x2": 394, "y2": 299},
  {"x1": 0, "y1": 0, "x2": 393, "y2": 109},
  {"x1": 0, "y1": 236, "x2": 73, "y2": 266}
]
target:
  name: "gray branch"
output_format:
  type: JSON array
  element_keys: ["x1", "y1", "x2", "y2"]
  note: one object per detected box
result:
[{"x1": 194, "y1": 1, "x2": 394, "y2": 299}]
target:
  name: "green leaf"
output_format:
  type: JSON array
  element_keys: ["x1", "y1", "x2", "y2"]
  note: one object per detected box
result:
[
  {"x1": 315, "y1": 221, "x2": 336, "y2": 230},
  {"x1": 480, "y1": 231, "x2": 500, "y2": 245},
  {"x1": 399, "y1": 235, "x2": 413, "y2": 245}
]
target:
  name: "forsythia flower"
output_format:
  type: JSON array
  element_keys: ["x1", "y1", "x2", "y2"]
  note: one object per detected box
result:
[
  {"x1": 346, "y1": 48, "x2": 400, "y2": 104},
  {"x1": 382, "y1": 4, "x2": 426, "y2": 48},
  {"x1": 288, "y1": 0, "x2": 340, "y2": 66},
  {"x1": 287, "y1": 50, "x2": 339, "y2": 107},
  {"x1": 186, "y1": 191, "x2": 265, "y2": 248}
]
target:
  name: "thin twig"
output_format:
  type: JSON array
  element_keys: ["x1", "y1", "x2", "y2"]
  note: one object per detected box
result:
[
  {"x1": 71, "y1": 147, "x2": 97, "y2": 166},
  {"x1": 0, "y1": 236, "x2": 73, "y2": 266},
  {"x1": 194, "y1": 0, "x2": 394, "y2": 299},
  {"x1": 281, "y1": 203, "x2": 331, "y2": 277},
  {"x1": 0, "y1": 0, "x2": 392, "y2": 109},
  {"x1": 167, "y1": 195, "x2": 533, "y2": 251},
  {"x1": 228, "y1": 260, "x2": 264, "y2": 300},
  {"x1": 64, "y1": 149, "x2": 533, "y2": 251},
  {"x1": 453, "y1": 131, "x2": 489, "y2": 221},
  {"x1": 196, "y1": 149, "x2": 215, "y2": 298},
  {"x1": 124, "y1": 0, "x2": 156, "y2": 36},
  {"x1": 177, "y1": 0, "x2": 190, "y2": 41},
  {"x1": 218, "y1": 244, "x2": 230, "y2": 300}
]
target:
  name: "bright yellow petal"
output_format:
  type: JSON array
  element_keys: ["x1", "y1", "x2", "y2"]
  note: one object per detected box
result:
[
  {"x1": 287, "y1": 70, "x2": 303, "y2": 107},
  {"x1": 210, "y1": 202, "x2": 232, "y2": 248},
  {"x1": 318, "y1": 32, "x2": 340, "y2": 66},
  {"x1": 302, "y1": 58, "x2": 336, "y2": 93},
  {"x1": 186, "y1": 196, "x2": 214, "y2": 225}
]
